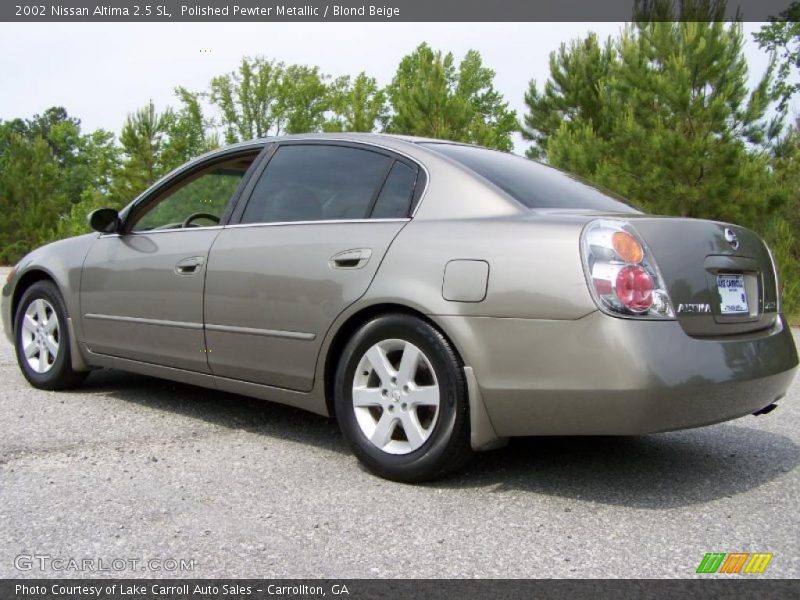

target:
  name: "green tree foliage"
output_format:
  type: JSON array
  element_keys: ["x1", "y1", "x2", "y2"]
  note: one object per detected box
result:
[
  {"x1": 764, "y1": 122, "x2": 800, "y2": 316},
  {"x1": 387, "y1": 43, "x2": 518, "y2": 150},
  {"x1": 161, "y1": 86, "x2": 218, "y2": 171},
  {"x1": 523, "y1": 4, "x2": 799, "y2": 315},
  {"x1": 54, "y1": 129, "x2": 119, "y2": 239},
  {"x1": 0, "y1": 129, "x2": 67, "y2": 263},
  {"x1": 210, "y1": 57, "x2": 284, "y2": 143},
  {"x1": 326, "y1": 72, "x2": 388, "y2": 132},
  {"x1": 114, "y1": 101, "x2": 167, "y2": 199},
  {"x1": 524, "y1": 16, "x2": 778, "y2": 222},
  {"x1": 277, "y1": 65, "x2": 331, "y2": 134},
  {"x1": 208, "y1": 58, "x2": 332, "y2": 141},
  {"x1": 3, "y1": 39, "x2": 794, "y2": 315},
  {"x1": 2, "y1": 108, "x2": 117, "y2": 207},
  {"x1": 754, "y1": 2, "x2": 800, "y2": 112},
  {"x1": 522, "y1": 33, "x2": 617, "y2": 159},
  {"x1": 0, "y1": 108, "x2": 119, "y2": 261},
  {"x1": 60, "y1": 92, "x2": 218, "y2": 240},
  {"x1": 111, "y1": 96, "x2": 218, "y2": 205}
]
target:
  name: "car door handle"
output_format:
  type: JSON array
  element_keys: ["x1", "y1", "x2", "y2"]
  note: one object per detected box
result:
[
  {"x1": 330, "y1": 249, "x2": 372, "y2": 270},
  {"x1": 174, "y1": 256, "x2": 205, "y2": 275}
]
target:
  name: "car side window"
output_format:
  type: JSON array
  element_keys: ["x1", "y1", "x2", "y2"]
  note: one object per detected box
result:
[
  {"x1": 131, "y1": 155, "x2": 256, "y2": 232},
  {"x1": 371, "y1": 161, "x2": 417, "y2": 219},
  {"x1": 240, "y1": 145, "x2": 392, "y2": 224}
]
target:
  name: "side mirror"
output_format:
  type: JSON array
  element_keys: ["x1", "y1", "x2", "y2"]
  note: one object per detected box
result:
[{"x1": 88, "y1": 208, "x2": 121, "y2": 234}]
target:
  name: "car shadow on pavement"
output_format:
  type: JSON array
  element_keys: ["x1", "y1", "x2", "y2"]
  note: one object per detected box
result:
[
  {"x1": 80, "y1": 368, "x2": 350, "y2": 456},
  {"x1": 79, "y1": 369, "x2": 798, "y2": 508},
  {"x1": 438, "y1": 428, "x2": 800, "y2": 508}
]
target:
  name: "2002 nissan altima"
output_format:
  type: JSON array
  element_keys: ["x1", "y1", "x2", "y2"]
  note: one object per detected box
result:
[{"x1": 3, "y1": 134, "x2": 798, "y2": 481}]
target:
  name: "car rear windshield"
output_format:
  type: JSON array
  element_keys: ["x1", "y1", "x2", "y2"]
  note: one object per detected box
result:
[{"x1": 422, "y1": 143, "x2": 639, "y2": 213}]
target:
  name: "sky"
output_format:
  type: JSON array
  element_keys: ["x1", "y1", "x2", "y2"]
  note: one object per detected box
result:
[{"x1": 0, "y1": 22, "x2": 778, "y2": 155}]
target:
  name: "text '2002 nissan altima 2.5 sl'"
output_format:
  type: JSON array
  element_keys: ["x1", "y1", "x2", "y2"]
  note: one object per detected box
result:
[{"x1": 2, "y1": 134, "x2": 798, "y2": 482}]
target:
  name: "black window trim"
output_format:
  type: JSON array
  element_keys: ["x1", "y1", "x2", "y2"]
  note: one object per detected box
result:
[{"x1": 228, "y1": 139, "x2": 426, "y2": 226}]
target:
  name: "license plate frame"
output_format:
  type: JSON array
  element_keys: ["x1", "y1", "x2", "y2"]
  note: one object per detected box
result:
[{"x1": 717, "y1": 273, "x2": 749, "y2": 314}]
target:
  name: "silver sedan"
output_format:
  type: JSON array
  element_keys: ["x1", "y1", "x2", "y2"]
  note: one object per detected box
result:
[{"x1": 3, "y1": 134, "x2": 798, "y2": 481}]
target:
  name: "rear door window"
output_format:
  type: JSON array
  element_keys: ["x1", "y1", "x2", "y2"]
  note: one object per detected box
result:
[
  {"x1": 240, "y1": 144, "x2": 392, "y2": 224},
  {"x1": 371, "y1": 161, "x2": 417, "y2": 219}
]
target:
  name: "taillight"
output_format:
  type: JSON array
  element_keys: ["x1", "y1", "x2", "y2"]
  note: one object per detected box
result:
[
  {"x1": 615, "y1": 265, "x2": 653, "y2": 312},
  {"x1": 611, "y1": 231, "x2": 644, "y2": 263},
  {"x1": 764, "y1": 241, "x2": 781, "y2": 313},
  {"x1": 581, "y1": 220, "x2": 674, "y2": 319}
]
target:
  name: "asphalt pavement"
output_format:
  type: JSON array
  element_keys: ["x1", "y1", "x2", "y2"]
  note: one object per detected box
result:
[{"x1": 1, "y1": 275, "x2": 798, "y2": 578}]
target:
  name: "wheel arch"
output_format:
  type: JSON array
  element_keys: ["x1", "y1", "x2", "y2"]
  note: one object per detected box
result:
[
  {"x1": 321, "y1": 302, "x2": 464, "y2": 420},
  {"x1": 10, "y1": 267, "x2": 90, "y2": 373},
  {"x1": 11, "y1": 268, "x2": 58, "y2": 331},
  {"x1": 320, "y1": 300, "x2": 506, "y2": 453}
]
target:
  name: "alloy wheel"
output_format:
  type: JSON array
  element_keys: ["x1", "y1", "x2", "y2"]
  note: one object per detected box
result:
[
  {"x1": 352, "y1": 338, "x2": 440, "y2": 455},
  {"x1": 20, "y1": 298, "x2": 60, "y2": 374}
]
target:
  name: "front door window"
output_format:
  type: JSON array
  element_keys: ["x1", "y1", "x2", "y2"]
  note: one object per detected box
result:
[{"x1": 131, "y1": 155, "x2": 256, "y2": 232}]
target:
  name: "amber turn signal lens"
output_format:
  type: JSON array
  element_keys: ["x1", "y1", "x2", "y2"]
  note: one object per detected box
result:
[{"x1": 612, "y1": 231, "x2": 644, "y2": 263}]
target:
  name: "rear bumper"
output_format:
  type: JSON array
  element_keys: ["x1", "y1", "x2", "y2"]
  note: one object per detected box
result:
[{"x1": 435, "y1": 312, "x2": 798, "y2": 436}]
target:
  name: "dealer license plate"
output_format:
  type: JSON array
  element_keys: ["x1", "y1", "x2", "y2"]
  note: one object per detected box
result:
[{"x1": 717, "y1": 274, "x2": 748, "y2": 314}]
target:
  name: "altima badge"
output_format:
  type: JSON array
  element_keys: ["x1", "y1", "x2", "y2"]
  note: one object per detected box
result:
[
  {"x1": 724, "y1": 228, "x2": 740, "y2": 250},
  {"x1": 677, "y1": 303, "x2": 712, "y2": 313}
]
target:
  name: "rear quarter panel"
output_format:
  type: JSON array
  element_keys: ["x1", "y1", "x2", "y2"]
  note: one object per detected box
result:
[{"x1": 365, "y1": 214, "x2": 597, "y2": 320}]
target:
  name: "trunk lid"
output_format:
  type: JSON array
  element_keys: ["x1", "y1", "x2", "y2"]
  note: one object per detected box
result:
[{"x1": 628, "y1": 217, "x2": 779, "y2": 336}]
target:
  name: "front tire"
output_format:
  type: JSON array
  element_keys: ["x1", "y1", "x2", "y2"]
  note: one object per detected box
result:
[
  {"x1": 334, "y1": 314, "x2": 471, "y2": 482},
  {"x1": 14, "y1": 280, "x2": 88, "y2": 390}
]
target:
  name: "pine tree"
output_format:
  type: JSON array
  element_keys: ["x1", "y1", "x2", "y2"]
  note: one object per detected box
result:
[
  {"x1": 387, "y1": 43, "x2": 517, "y2": 150},
  {"x1": 522, "y1": 33, "x2": 617, "y2": 159},
  {"x1": 523, "y1": 8, "x2": 781, "y2": 224},
  {"x1": 0, "y1": 108, "x2": 120, "y2": 262},
  {"x1": 160, "y1": 86, "x2": 218, "y2": 172},
  {"x1": 110, "y1": 101, "x2": 167, "y2": 205},
  {"x1": 0, "y1": 130, "x2": 67, "y2": 263},
  {"x1": 764, "y1": 120, "x2": 800, "y2": 316}
]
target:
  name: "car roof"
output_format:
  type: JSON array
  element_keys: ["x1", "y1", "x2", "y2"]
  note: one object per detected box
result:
[
  {"x1": 189, "y1": 133, "x2": 479, "y2": 175},
  {"x1": 254, "y1": 132, "x2": 461, "y2": 145},
  {"x1": 125, "y1": 132, "x2": 525, "y2": 223},
  {"x1": 202, "y1": 132, "x2": 476, "y2": 157}
]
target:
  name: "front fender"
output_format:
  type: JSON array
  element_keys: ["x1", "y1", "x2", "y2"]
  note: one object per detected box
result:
[{"x1": 2, "y1": 234, "x2": 97, "y2": 348}]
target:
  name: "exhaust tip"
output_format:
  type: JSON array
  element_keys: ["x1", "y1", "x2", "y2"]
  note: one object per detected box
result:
[{"x1": 753, "y1": 403, "x2": 779, "y2": 416}]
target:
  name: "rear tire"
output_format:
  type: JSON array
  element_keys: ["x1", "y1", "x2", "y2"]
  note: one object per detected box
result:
[
  {"x1": 334, "y1": 314, "x2": 472, "y2": 482},
  {"x1": 14, "y1": 280, "x2": 88, "y2": 390}
]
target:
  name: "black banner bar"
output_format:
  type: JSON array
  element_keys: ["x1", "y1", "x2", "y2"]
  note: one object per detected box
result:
[
  {"x1": 1, "y1": 0, "x2": 794, "y2": 22},
  {"x1": 1, "y1": 579, "x2": 799, "y2": 600}
]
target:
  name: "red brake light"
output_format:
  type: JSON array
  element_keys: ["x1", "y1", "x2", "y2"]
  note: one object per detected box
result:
[{"x1": 615, "y1": 265, "x2": 654, "y2": 313}]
